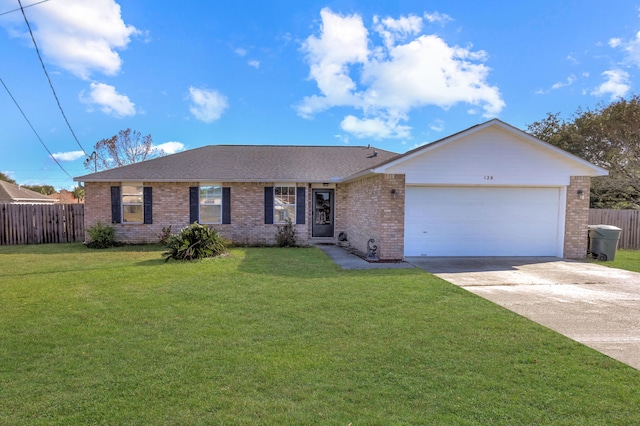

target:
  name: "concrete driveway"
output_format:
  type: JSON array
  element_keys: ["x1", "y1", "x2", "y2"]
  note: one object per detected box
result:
[{"x1": 407, "y1": 257, "x2": 640, "y2": 370}]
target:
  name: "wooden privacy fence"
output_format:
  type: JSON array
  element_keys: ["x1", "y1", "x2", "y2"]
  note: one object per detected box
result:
[
  {"x1": 589, "y1": 209, "x2": 640, "y2": 250},
  {"x1": 0, "y1": 204, "x2": 84, "y2": 245}
]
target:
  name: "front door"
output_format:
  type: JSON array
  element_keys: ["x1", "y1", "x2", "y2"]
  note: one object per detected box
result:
[{"x1": 312, "y1": 189, "x2": 334, "y2": 237}]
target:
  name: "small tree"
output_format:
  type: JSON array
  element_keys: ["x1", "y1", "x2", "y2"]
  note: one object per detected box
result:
[
  {"x1": 72, "y1": 185, "x2": 85, "y2": 203},
  {"x1": 84, "y1": 128, "x2": 163, "y2": 172},
  {"x1": 22, "y1": 184, "x2": 56, "y2": 195},
  {"x1": 0, "y1": 172, "x2": 16, "y2": 184}
]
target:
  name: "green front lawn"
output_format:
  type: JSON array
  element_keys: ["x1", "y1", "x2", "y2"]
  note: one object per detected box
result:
[
  {"x1": 597, "y1": 249, "x2": 640, "y2": 272},
  {"x1": 1, "y1": 244, "x2": 639, "y2": 424}
]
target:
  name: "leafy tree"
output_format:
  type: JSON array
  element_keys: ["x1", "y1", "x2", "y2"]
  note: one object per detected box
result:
[
  {"x1": 528, "y1": 96, "x2": 640, "y2": 209},
  {"x1": 22, "y1": 184, "x2": 56, "y2": 195},
  {"x1": 72, "y1": 185, "x2": 85, "y2": 203},
  {"x1": 0, "y1": 172, "x2": 16, "y2": 184},
  {"x1": 84, "y1": 128, "x2": 162, "y2": 172}
]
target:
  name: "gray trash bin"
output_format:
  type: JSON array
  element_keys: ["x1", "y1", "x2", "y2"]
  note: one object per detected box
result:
[{"x1": 587, "y1": 224, "x2": 622, "y2": 261}]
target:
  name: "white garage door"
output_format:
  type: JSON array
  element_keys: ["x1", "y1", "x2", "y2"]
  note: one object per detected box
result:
[{"x1": 404, "y1": 187, "x2": 562, "y2": 257}]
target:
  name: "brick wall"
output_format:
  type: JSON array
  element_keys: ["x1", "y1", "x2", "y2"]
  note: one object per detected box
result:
[
  {"x1": 563, "y1": 176, "x2": 591, "y2": 259},
  {"x1": 84, "y1": 182, "x2": 309, "y2": 246},
  {"x1": 339, "y1": 174, "x2": 405, "y2": 260}
]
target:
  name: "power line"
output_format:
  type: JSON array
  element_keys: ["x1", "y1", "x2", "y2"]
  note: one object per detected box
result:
[
  {"x1": 0, "y1": 77, "x2": 73, "y2": 180},
  {"x1": 17, "y1": 0, "x2": 89, "y2": 157},
  {"x1": 0, "y1": 0, "x2": 50, "y2": 16}
]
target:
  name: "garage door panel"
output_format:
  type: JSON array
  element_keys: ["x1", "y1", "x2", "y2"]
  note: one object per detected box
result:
[{"x1": 405, "y1": 187, "x2": 561, "y2": 257}]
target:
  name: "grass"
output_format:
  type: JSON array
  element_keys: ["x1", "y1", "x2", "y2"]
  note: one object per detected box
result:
[
  {"x1": 1, "y1": 244, "x2": 640, "y2": 425},
  {"x1": 596, "y1": 249, "x2": 640, "y2": 272}
]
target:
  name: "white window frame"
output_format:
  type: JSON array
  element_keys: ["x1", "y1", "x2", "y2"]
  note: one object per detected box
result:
[
  {"x1": 274, "y1": 184, "x2": 296, "y2": 224},
  {"x1": 199, "y1": 184, "x2": 223, "y2": 224},
  {"x1": 122, "y1": 184, "x2": 143, "y2": 224}
]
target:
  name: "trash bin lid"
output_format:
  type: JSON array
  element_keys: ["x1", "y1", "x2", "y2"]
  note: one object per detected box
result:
[{"x1": 588, "y1": 224, "x2": 622, "y2": 231}]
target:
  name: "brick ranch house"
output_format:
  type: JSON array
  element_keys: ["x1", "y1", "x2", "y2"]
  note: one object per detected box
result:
[{"x1": 74, "y1": 119, "x2": 607, "y2": 261}]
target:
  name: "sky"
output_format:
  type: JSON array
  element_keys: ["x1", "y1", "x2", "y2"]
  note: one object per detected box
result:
[{"x1": 2, "y1": 0, "x2": 640, "y2": 190}]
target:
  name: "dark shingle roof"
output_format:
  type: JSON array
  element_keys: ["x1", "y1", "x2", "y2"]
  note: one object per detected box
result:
[
  {"x1": 75, "y1": 145, "x2": 400, "y2": 183},
  {"x1": 0, "y1": 180, "x2": 57, "y2": 203}
]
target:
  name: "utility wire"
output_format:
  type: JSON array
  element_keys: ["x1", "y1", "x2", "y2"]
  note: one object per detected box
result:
[
  {"x1": 0, "y1": 77, "x2": 73, "y2": 180},
  {"x1": 0, "y1": 0, "x2": 50, "y2": 16},
  {"x1": 17, "y1": 0, "x2": 89, "y2": 157}
]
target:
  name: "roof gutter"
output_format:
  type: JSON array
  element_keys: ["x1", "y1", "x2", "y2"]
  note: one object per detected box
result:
[
  {"x1": 75, "y1": 178, "x2": 352, "y2": 184},
  {"x1": 341, "y1": 168, "x2": 377, "y2": 183}
]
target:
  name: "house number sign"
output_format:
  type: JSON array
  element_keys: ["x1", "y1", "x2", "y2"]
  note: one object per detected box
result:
[{"x1": 484, "y1": 175, "x2": 494, "y2": 180}]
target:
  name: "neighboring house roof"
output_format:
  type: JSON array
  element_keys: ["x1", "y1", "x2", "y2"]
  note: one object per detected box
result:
[
  {"x1": 0, "y1": 180, "x2": 58, "y2": 204},
  {"x1": 51, "y1": 189, "x2": 82, "y2": 204},
  {"x1": 371, "y1": 118, "x2": 609, "y2": 177},
  {"x1": 74, "y1": 145, "x2": 400, "y2": 183}
]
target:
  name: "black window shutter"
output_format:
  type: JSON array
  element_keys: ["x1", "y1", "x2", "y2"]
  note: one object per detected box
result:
[
  {"x1": 222, "y1": 187, "x2": 231, "y2": 224},
  {"x1": 296, "y1": 186, "x2": 305, "y2": 225},
  {"x1": 189, "y1": 186, "x2": 199, "y2": 224},
  {"x1": 110, "y1": 186, "x2": 121, "y2": 224},
  {"x1": 264, "y1": 186, "x2": 274, "y2": 224},
  {"x1": 143, "y1": 187, "x2": 153, "y2": 224}
]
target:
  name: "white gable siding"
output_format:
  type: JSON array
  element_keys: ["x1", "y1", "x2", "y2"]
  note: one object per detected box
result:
[{"x1": 385, "y1": 127, "x2": 597, "y2": 186}]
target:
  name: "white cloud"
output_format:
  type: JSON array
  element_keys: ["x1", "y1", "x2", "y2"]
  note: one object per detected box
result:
[
  {"x1": 188, "y1": 86, "x2": 228, "y2": 123},
  {"x1": 234, "y1": 48, "x2": 247, "y2": 56},
  {"x1": 154, "y1": 141, "x2": 184, "y2": 154},
  {"x1": 51, "y1": 150, "x2": 85, "y2": 161},
  {"x1": 340, "y1": 115, "x2": 411, "y2": 139},
  {"x1": 423, "y1": 11, "x2": 453, "y2": 25},
  {"x1": 81, "y1": 82, "x2": 136, "y2": 117},
  {"x1": 408, "y1": 141, "x2": 429, "y2": 150},
  {"x1": 297, "y1": 8, "x2": 504, "y2": 139},
  {"x1": 608, "y1": 38, "x2": 622, "y2": 48},
  {"x1": 592, "y1": 69, "x2": 630, "y2": 99},
  {"x1": 333, "y1": 134, "x2": 350, "y2": 144},
  {"x1": 551, "y1": 75, "x2": 576, "y2": 90},
  {"x1": 609, "y1": 30, "x2": 640, "y2": 68},
  {"x1": 429, "y1": 119, "x2": 445, "y2": 132},
  {"x1": 373, "y1": 14, "x2": 423, "y2": 50},
  {"x1": 0, "y1": 0, "x2": 140, "y2": 79},
  {"x1": 248, "y1": 60, "x2": 260, "y2": 69},
  {"x1": 298, "y1": 7, "x2": 369, "y2": 118}
]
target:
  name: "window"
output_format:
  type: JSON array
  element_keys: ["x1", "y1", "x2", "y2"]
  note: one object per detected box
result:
[
  {"x1": 122, "y1": 185, "x2": 143, "y2": 223},
  {"x1": 199, "y1": 185, "x2": 222, "y2": 224},
  {"x1": 274, "y1": 185, "x2": 296, "y2": 223}
]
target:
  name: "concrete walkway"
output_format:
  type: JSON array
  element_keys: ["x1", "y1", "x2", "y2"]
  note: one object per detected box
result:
[
  {"x1": 317, "y1": 244, "x2": 414, "y2": 270},
  {"x1": 408, "y1": 257, "x2": 640, "y2": 370}
]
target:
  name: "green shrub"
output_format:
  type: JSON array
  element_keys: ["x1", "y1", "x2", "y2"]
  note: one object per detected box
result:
[
  {"x1": 162, "y1": 222, "x2": 227, "y2": 262},
  {"x1": 275, "y1": 219, "x2": 296, "y2": 247},
  {"x1": 86, "y1": 221, "x2": 116, "y2": 249}
]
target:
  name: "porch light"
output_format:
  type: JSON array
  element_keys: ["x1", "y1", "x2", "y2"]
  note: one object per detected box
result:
[
  {"x1": 391, "y1": 188, "x2": 397, "y2": 199},
  {"x1": 577, "y1": 189, "x2": 585, "y2": 200}
]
